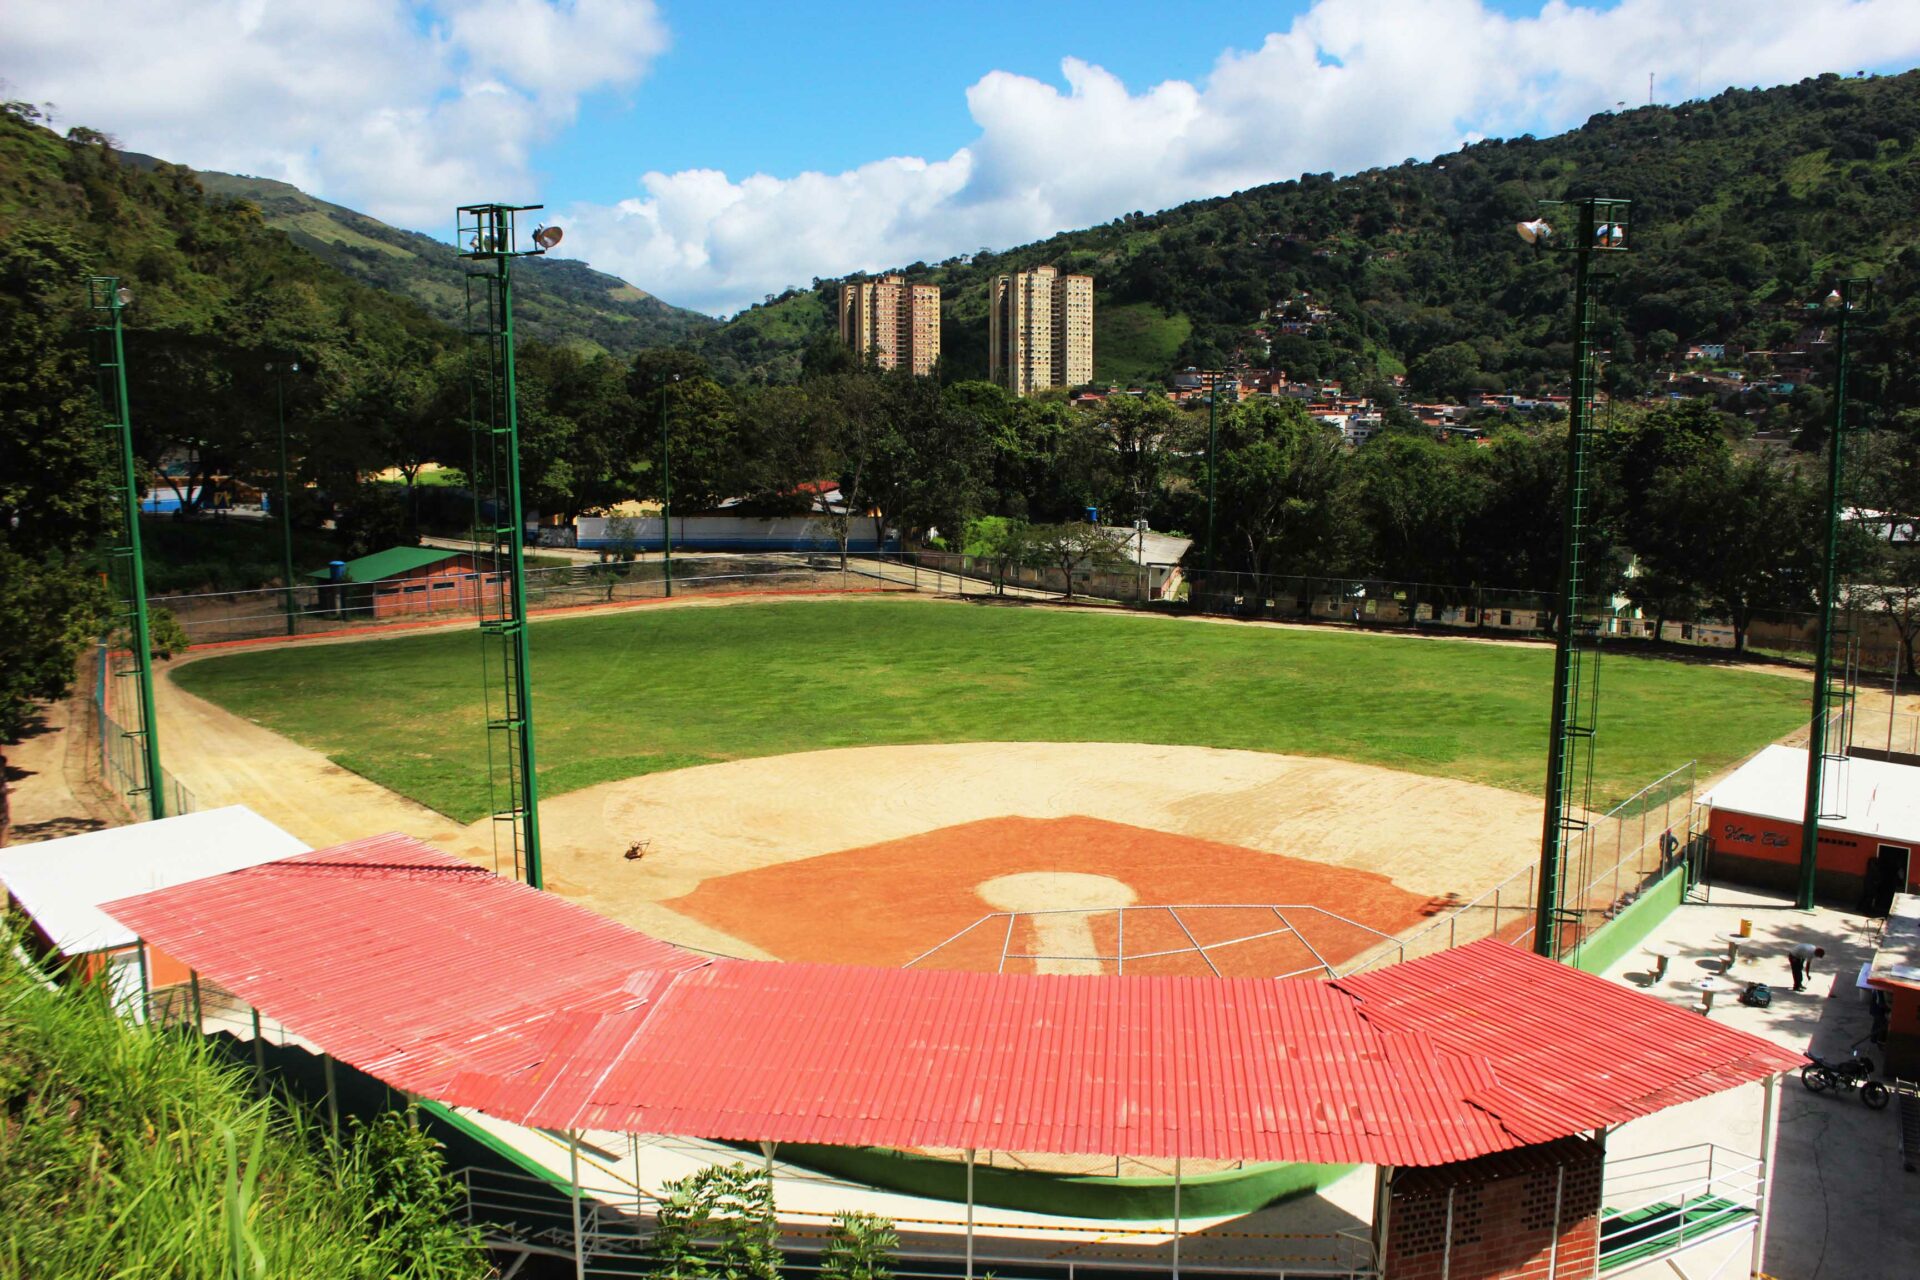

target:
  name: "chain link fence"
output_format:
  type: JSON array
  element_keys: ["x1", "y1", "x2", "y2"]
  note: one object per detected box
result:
[
  {"x1": 88, "y1": 643, "x2": 197, "y2": 818},
  {"x1": 153, "y1": 553, "x2": 919, "y2": 646}
]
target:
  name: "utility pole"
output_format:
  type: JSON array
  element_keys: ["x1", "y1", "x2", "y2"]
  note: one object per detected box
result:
[
  {"x1": 268, "y1": 361, "x2": 300, "y2": 636},
  {"x1": 90, "y1": 277, "x2": 165, "y2": 820},
  {"x1": 1798, "y1": 278, "x2": 1869, "y2": 910},
  {"x1": 661, "y1": 374, "x2": 678, "y2": 598}
]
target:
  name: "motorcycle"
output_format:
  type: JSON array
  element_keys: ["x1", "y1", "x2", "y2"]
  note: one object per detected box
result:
[{"x1": 1801, "y1": 1050, "x2": 1891, "y2": 1109}]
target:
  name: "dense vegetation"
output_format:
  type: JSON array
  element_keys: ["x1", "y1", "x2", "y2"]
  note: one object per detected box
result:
[
  {"x1": 0, "y1": 100, "x2": 468, "y2": 829},
  {"x1": 0, "y1": 937, "x2": 487, "y2": 1276},
  {"x1": 178, "y1": 166, "x2": 716, "y2": 357},
  {"x1": 696, "y1": 70, "x2": 1920, "y2": 400},
  {"x1": 175, "y1": 597, "x2": 1807, "y2": 822}
]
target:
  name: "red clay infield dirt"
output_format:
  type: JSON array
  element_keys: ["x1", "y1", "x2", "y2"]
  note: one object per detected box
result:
[{"x1": 662, "y1": 814, "x2": 1444, "y2": 975}]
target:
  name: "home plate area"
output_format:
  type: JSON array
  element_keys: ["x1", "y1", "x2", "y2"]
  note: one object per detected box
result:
[{"x1": 662, "y1": 814, "x2": 1444, "y2": 976}]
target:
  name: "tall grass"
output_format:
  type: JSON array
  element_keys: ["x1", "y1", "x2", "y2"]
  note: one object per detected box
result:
[{"x1": 0, "y1": 937, "x2": 488, "y2": 1278}]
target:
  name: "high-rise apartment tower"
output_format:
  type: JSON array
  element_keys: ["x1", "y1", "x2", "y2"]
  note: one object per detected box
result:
[
  {"x1": 987, "y1": 265, "x2": 1093, "y2": 396},
  {"x1": 839, "y1": 274, "x2": 941, "y2": 376}
]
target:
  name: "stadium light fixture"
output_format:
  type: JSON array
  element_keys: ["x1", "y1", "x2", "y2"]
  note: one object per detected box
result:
[
  {"x1": 114, "y1": 285, "x2": 134, "y2": 307},
  {"x1": 531, "y1": 224, "x2": 563, "y2": 251},
  {"x1": 1515, "y1": 218, "x2": 1553, "y2": 246}
]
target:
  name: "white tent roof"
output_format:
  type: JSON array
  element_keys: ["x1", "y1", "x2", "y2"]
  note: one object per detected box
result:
[
  {"x1": 1702, "y1": 744, "x2": 1920, "y2": 843},
  {"x1": 0, "y1": 806, "x2": 308, "y2": 955}
]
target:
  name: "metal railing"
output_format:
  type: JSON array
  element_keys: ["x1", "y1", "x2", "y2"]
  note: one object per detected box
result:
[
  {"x1": 1598, "y1": 1143, "x2": 1761, "y2": 1272},
  {"x1": 457, "y1": 1162, "x2": 1380, "y2": 1280}
]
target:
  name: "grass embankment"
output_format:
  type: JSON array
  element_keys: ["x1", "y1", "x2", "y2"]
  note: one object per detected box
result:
[
  {"x1": 174, "y1": 598, "x2": 1809, "y2": 824},
  {"x1": 0, "y1": 941, "x2": 487, "y2": 1277}
]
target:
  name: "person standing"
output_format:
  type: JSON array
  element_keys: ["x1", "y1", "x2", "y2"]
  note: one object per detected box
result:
[{"x1": 1788, "y1": 942, "x2": 1825, "y2": 992}]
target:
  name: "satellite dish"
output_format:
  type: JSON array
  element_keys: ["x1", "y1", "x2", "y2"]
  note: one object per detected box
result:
[
  {"x1": 531, "y1": 224, "x2": 563, "y2": 251},
  {"x1": 114, "y1": 286, "x2": 134, "y2": 306},
  {"x1": 1515, "y1": 218, "x2": 1552, "y2": 245}
]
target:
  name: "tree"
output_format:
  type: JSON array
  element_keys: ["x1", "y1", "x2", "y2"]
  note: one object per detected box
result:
[
  {"x1": 1407, "y1": 341, "x2": 1483, "y2": 400},
  {"x1": 1020, "y1": 521, "x2": 1131, "y2": 600},
  {"x1": 0, "y1": 226, "x2": 112, "y2": 844},
  {"x1": 1211, "y1": 397, "x2": 1356, "y2": 580},
  {"x1": 649, "y1": 1164, "x2": 782, "y2": 1280},
  {"x1": 1640, "y1": 451, "x2": 1818, "y2": 651},
  {"x1": 1352, "y1": 432, "x2": 1487, "y2": 583},
  {"x1": 821, "y1": 1212, "x2": 897, "y2": 1280}
]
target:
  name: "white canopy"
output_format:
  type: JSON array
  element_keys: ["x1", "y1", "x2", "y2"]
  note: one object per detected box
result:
[
  {"x1": 0, "y1": 806, "x2": 308, "y2": 956},
  {"x1": 1703, "y1": 744, "x2": 1920, "y2": 842}
]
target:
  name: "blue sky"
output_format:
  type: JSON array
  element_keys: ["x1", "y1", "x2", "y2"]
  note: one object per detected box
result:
[
  {"x1": 546, "y1": 1, "x2": 1423, "y2": 203},
  {"x1": 4, "y1": 1, "x2": 1920, "y2": 314}
]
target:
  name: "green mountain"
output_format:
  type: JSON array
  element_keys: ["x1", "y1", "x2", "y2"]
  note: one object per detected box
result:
[
  {"x1": 136, "y1": 163, "x2": 716, "y2": 358},
  {"x1": 696, "y1": 69, "x2": 1920, "y2": 395}
]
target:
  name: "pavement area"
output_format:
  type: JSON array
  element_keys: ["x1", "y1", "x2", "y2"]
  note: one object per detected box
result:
[{"x1": 1594, "y1": 882, "x2": 1915, "y2": 1280}]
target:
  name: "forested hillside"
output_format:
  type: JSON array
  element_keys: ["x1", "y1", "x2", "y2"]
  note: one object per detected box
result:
[
  {"x1": 699, "y1": 70, "x2": 1920, "y2": 393},
  {"x1": 171, "y1": 166, "x2": 716, "y2": 357},
  {"x1": 0, "y1": 100, "x2": 470, "y2": 787}
]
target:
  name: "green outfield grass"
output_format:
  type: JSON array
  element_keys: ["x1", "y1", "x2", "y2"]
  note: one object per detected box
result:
[{"x1": 173, "y1": 598, "x2": 1809, "y2": 823}]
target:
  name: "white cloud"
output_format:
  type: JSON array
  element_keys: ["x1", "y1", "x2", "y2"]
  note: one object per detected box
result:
[
  {"x1": 560, "y1": 0, "x2": 1920, "y2": 315},
  {"x1": 0, "y1": 0, "x2": 665, "y2": 229}
]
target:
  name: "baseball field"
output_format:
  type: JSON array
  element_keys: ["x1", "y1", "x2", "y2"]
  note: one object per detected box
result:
[{"x1": 166, "y1": 594, "x2": 1809, "y2": 971}]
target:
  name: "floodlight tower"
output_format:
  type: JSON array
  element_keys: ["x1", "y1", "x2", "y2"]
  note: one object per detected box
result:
[
  {"x1": 1518, "y1": 199, "x2": 1630, "y2": 958},
  {"x1": 458, "y1": 204, "x2": 561, "y2": 890},
  {"x1": 1797, "y1": 278, "x2": 1871, "y2": 910},
  {"x1": 89, "y1": 276, "x2": 165, "y2": 820}
]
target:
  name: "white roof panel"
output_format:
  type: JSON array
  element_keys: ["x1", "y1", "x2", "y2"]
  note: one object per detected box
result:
[
  {"x1": 1701, "y1": 744, "x2": 1920, "y2": 842},
  {"x1": 0, "y1": 806, "x2": 309, "y2": 955}
]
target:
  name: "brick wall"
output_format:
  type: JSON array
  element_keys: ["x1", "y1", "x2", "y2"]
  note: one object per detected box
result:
[{"x1": 1382, "y1": 1136, "x2": 1603, "y2": 1280}]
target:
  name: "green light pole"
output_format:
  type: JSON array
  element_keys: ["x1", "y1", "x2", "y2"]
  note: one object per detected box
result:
[
  {"x1": 1522, "y1": 200, "x2": 1629, "y2": 958},
  {"x1": 266, "y1": 360, "x2": 300, "y2": 636},
  {"x1": 1797, "y1": 277, "x2": 1869, "y2": 910},
  {"x1": 661, "y1": 373, "x2": 678, "y2": 598},
  {"x1": 91, "y1": 277, "x2": 165, "y2": 821},
  {"x1": 458, "y1": 205, "x2": 560, "y2": 890},
  {"x1": 1202, "y1": 371, "x2": 1234, "y2": 583}
]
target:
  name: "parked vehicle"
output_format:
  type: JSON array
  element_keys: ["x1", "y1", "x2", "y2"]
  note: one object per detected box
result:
[{"x1": 1802, "y1": 1050, "x2": 1891, "y2": 1109}]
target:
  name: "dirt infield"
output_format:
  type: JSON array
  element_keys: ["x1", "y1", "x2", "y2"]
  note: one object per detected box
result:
[
  {"x1": 515, "y1": 741, "x2": 1547, "y2": 963},
  {"x1": 663, "y1": 814, "x2": 1439, "y2": 974}
]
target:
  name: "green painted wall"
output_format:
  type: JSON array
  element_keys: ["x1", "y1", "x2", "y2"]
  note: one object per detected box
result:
[
  {"x1": 768, "y1": 1143, "x2": 1350, "y2": 1221},
  {"x1": 1567, "y1": 864, "x2": 1687, "y2": 975}
]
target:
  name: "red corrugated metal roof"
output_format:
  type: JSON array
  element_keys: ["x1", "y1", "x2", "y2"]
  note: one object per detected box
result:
[{"x1": 104, "y1": 834, "x2": 1802, "y2": 1167}]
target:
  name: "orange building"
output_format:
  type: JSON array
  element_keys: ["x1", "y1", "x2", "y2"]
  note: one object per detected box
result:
[{"x1": 1702, "y1": 744, "x2": 1920, "y2": 905}]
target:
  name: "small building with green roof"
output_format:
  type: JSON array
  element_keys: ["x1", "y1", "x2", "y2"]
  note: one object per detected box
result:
[{"x1": 309, "y1": 546, "x2": 485, "y2": 621}]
